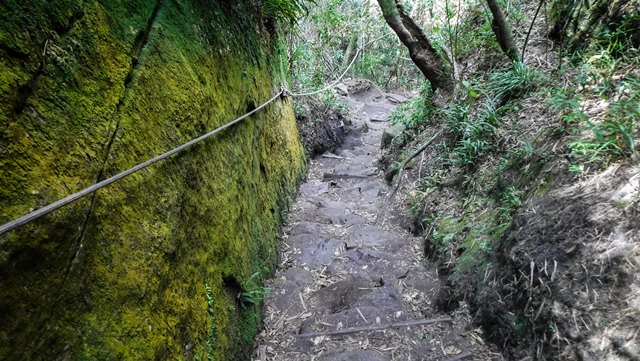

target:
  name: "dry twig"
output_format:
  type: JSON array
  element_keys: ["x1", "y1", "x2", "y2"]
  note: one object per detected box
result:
[
  {"x1": 444, "y1": 352, "x2": 473, "y2": 361},
  {"x1": 296, "y1": 317, "x2": 452, "y2": 338},
  {"x1": 389, "y1": 131, "x2": 442, "y2": 200}
]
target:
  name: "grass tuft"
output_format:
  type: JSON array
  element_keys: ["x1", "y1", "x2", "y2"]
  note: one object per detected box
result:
[{"x1": 488, "y1": 62, "x2": 541, "y2": 100}]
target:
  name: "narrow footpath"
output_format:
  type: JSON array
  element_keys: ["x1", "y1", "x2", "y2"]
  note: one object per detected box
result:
[{"x1": 254, "y1": 85, "x2": 500, "y2": 361}]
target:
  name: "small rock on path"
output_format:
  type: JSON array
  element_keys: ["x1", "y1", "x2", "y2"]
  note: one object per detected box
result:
[{"x1": 253, "y1": 89, "x2": 500, "y2": 361}]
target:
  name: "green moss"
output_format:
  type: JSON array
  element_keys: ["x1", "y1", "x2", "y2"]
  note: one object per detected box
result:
[
  {"x1": 0, "y1": 1, "x2": 304, "y2": 360},
  {"x1": 453, "y1": 208, "x2": 501, "y2": 276},
  {"x1": 428, "y1": 198, "x2": 507, "y2": 298}
]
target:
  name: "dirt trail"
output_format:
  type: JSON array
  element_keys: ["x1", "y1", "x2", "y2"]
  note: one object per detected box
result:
[{"x1": 254, "y1": 86, "x2": 500, "y2": 361}]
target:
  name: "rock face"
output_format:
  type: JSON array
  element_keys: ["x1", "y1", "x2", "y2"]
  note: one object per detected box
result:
[
  {"x1": 381, "y1": 124, "x2": 406, "y2": 148},
  {"x1": 0, "y1": 1, "x2": 305, "y2": 360},
  {"x1": 385, "y1": 93, "x2": 409, "y2": 104},
  {"x1": 334, "y1": 83, "x2": 349, "y2": 96}
]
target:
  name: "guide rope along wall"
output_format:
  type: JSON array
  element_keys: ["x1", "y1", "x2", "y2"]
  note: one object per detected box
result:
[{"x1": 0, "y1": 48, "x2": 364, "y2": 235}]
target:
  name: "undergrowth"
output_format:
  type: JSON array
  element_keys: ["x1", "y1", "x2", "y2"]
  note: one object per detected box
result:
[
  {"x1": 487, "y1": 61, "x2": 542, "y2": 101},
  {"x1": 204, "y1": 283, "x2": 218, "y2": 361},
  {"x1": 389, "y1": 81, "x2": 435, "y2": 132},
  {"x1": 383, "y1": 3, "x2": 639, "y2": 359},
  {"x1": 239, "y1": 272, "x2": 272, "y2": 307},
  {"x1": 261, "y1": 0, "x2": 315, "y2": 25}
]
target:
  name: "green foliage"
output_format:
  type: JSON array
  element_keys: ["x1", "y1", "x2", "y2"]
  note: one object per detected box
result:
[
  {"x1": 441, "y1": 101, "x2": 500, "y2": 167},
  {"x1": 606, "y1": 77, "x2": 640, "y2": 157},
  {"x1": 549, "y1": 88, "x2": 588, "y2": 131},
  {"x1": 407, "y1": 180, "x2": 437, "y2": 217},
  {"x1": 433, "y1": 2, "x2": 497, "y2": 60},
  {"x1": 429, "y1": 0, "x2": 459, "y2": 64},
  {"x1": 320, "y1": 91, "x2": 349, "y2": 115},
  {"x1": 496, "y1": 141, "x2": 535, "y2": 173},
  {"x1": 593, "y1": 8, "x2": 640, "y2": 60},
  {"x1": 204, "y1": 283, "x2": 218, "y2": 361},
  {"x1": 357, "y1": 52, "x2": 395, "y2": 84},
  {"x1": 261, "y1": 0, "x2": 315, "y2": 25},
  {"x1": 293, "y1": 101, "x2": 309, "y2": 118},
  {"x1": 488, "y1": 62, "x2": 541, "y2": 100},
  {"x1": 440, "y1": 104, "x2": 471, "y2": 140},
  {"x1": 498, "y1": 0, "x2": 526, "y2": 26},
  {"x1": 582, "y1": 51, "x2": 625, "y2": 96},
  {"x1": 452, "y1": 138, "x2": 493, "y2": 166},
  {"x1": 432, "y1": 229, "x2": 456, "y2": 246},
  {"x1": 553, "y1": 77, "x2": 639, "y2": 164},
  {"x1": 390, "y1": 82, "x2": 435, "y2": 130},
  {"x1": 239, "y1": 272, "x2": 272, "y2": 307},
  {"x1": 290, "y1": 0, "x2": 352, "y2": 89},
  {"x1": 291, "y1": 0, "x2": 422, "y2": 91},
  {"x1": 497, "y1": 185, "x2": 523, "y2": 223},
  {"x1": 568, "y1": 139, "x2": 621, "y2": 164},
  {"x1": 239, "y1": 288, "x2": 272, "y2": 306}
]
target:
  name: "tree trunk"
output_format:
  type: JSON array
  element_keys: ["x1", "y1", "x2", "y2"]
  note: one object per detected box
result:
[
  {"x1": 343, "y1": 33, "x2": 358, "y2": 69},
  {"x1": 486, "y1": 0, "x2": 521, "y2": 62},
  {"x1": 549, "y1": 0, "x2": 635, "y2": 51},
  {"x1": 569, "y1": 0, "x2": 630, "y2": 49},
  {"x1": 377, "y1": 0, "x2": 452, "y2": 91}
]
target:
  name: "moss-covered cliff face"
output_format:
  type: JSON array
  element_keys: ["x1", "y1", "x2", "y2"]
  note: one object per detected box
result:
[{"x1": 0, "y1": 0, "x2": 306, "y2": 359}]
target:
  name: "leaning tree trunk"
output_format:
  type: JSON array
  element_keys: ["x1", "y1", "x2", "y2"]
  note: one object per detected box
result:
[
  {"x1": 486, "y1": 0, "x2": 521, "y2": 62},
  {"x1": 377, "y1": 0, "x2": 453, "y2": 91}
]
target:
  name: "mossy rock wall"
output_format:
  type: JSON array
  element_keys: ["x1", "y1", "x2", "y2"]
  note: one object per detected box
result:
[{"x1": 0, "y1": 0, "x2": 305, "y2": 359}]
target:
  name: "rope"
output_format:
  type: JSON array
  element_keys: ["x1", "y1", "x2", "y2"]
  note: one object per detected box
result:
[
  {"x1": 289, "y1": 48, "x2": 361, "y2": 97},
  {"x1": 0, "y1": 34, "x2": 389, "y2": 235},
  {"x1": 0, "y1": 91, "x2": 283, "y2": 235}
]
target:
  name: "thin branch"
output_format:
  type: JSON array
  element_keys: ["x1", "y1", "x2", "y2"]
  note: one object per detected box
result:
[
  {"x1": 522, "y1": 0, "x2": 545, "y2": 61},
  {"x1": 444, "y1": 352, "x2": 474, "y2": 361},
  {"x1": 388, "y1": 131, "x2": 442, "y2": 200},
  {"x1": 322, "y1": 154, "x2": 347, "y2": 160},
  {"x1": 296, "y1": 317, "x2": 452, "y2": 338},
  {"x1": 323, "y1": 173, "x2": 369, "y2": 181}
]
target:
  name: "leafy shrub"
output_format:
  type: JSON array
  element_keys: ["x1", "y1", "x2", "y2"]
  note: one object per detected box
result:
[
  {"x1": 452, "y1": 138, "x2": 492, "y2": 166},
  {"x1": 564, "y1": 77, "x2": 639, "y2": 163},
  {"x1": 320, "y1": 91, "x2": 349, "y2": 115},
  {"x1": 595, "y1": 9, "x2": 640, "y2": 60},
  {"x1": 432, "y1": 229, "x2": 456, "y2": 246},
  {"x1": 389, "y1": 82, "x2": 435, "y2": 131},
  {"x1": 239, "y1": 272, "x2": 271, "y2": 307},
  {"x1": 548, "y1": 88, "x2": 588, "y2": 131},
  {"x1": 442, "y1": 101, "x2": 499, "y2": 167},
  {"x1": 456, "y1": 9, "x2": 500, "y2": 58},
  {"x1": 606, "y1": 77, "x2": 640, "y2": 157},
  {"x1": 440, "y1": 104, "x2": 471, "y2": 140},
  {"x1": 204, "y1": 283, "x2": 217, "y2": 361},
  {"x1": 497, "y1": 185, "x2": 523, "y2": 223}
]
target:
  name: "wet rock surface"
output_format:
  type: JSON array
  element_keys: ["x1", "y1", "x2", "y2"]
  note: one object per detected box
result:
[{"x1": 254, "y1": 89, "x2": 500, "y2": 360}]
